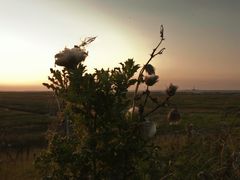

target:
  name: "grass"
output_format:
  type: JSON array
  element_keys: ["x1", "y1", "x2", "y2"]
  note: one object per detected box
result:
[
  {"x1": 0, "y1": 92, "x2": 57, "y2": 179},
  {"x1": 134, "y1": 91, "x2": 240, "y2": 179},
  {"x1": 0, "y1": 149, "x2": 41, "y2": 180},
  {"x1": 0, "y1": 91, "x2": 240, "y2": 179},
  {"x1": 0, "y1": 91, "x2": 57, "y2": 114}
]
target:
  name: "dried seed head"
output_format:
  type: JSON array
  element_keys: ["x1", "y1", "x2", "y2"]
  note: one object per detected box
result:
[
  {"x1": 160, "y1": 25, "x2": 164, "y2": 39},
  {"x1": 145, "y1": 64, "x2": 155, "y2": 75},
  {"x1": 139, "y1": 120, "x2": 156, "y2": 139},
  {"x1": 167, "y1": 108, "x2": 181, "y2": 125},
  {"x1": 55, "y1": 47, "x2": 88, "y2": 69},
  {"x1": 166, "y1": 83, "x2": 178, "y2": 96},
  {"x1": 144, "y1": 75, "x2": 159, "y2": 86}
]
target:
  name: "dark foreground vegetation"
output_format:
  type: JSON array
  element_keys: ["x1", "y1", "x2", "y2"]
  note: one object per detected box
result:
[{"x1": 0, "y1": 91, "x2": 240, "y2": 179}]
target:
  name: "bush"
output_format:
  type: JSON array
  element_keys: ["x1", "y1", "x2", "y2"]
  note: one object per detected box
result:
[{"x1": 35, "y1": 27, "x2": 178, "y2": 179}]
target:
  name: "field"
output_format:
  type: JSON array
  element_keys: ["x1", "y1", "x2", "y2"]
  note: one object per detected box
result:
[
  {"x1": 0, "y1": 92, "x2": 57, "y2": 179},
  {"x1": 0, "y1": 91, "x2": 240, "y2": 179}
]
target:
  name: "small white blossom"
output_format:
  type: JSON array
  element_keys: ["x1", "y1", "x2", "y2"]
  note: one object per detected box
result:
[
  {"x1": 125, "y1": 107, "x2": 139, "y2": 120},
  {"x1": 140, "y1": 120, "x2": 156, "y2": 139}
]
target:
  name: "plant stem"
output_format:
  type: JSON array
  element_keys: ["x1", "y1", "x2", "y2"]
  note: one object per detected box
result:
[
  {"x1": 141, "y1": 86, "x2": 150, "y2": 119},
  {"x1": 143, "y1": 86, "x2": 149, "y2": 107},
  {"x1": 131, "y1": 33, "x2": 165, "y2": 120},
  {"x1": 65, "y1": 114, "x2": 69, "y2": 138},
  {"x1": 144, "y1": 96, "x2": 170, "y2": 118},
  {"x1": 93, "y1": 115, "x2": 97, "y2": 179}
]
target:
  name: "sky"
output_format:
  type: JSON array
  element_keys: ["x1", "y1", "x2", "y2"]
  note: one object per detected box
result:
[{"x1": 0, "y1": 0, "x2": 239, "y2": 91}]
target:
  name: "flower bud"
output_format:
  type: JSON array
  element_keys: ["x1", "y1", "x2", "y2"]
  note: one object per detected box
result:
[
  {"x1": 145, "y1": 64, "x2": 155, "y2": 75},
  {"x1": 144, "y1": 75, "x2": 159, "y2": 86},
  {"x1": 166, "y1": 83, "x2": 178, "y2": 96},
  {"x1": 139, "y1": 120, "x2": 156, "y2": 139},
  {"x1": 167, "y1": 108, "x2": 181, "y2": 125},
  {"x1": 55, "y1": 47, "x2": 88, "y2": 69}
]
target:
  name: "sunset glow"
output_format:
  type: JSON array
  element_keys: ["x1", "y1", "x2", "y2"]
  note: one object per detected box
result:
[{"x1": 0, "y1": 0, "x2": 239, "y2": 91}]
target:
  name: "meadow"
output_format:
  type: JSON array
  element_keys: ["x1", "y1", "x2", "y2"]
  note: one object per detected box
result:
[
  {"x1": 0, "y1": 92, "x2": 57, "y2": 179},
  {"x1": 0, "y1": 91, "x2": 240, "y2": 179}
]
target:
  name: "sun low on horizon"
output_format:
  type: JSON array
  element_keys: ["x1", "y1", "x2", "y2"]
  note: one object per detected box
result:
[{"x1": 0, "y1": 0, "x2": 239, "y2": 91}]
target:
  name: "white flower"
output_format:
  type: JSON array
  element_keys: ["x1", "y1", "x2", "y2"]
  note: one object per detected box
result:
[
  {"x1": 140, "y1": 120, "x2": 156, "y2": 139},
  {"x1": 125, "y1": 107, "x2": 139, "y2": 120},
  {"x1": 55, "y1": 47, "x2": 88, "y2": 68}
]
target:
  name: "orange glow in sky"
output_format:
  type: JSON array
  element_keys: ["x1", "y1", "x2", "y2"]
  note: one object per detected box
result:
[{"x1": 0, "y1": 0, "x2": 239, "y2": 91}]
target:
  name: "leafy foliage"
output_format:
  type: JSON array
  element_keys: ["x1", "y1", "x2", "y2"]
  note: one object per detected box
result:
[{"x1": 35, "y1": 28, "x2": 179, "y2": 179}]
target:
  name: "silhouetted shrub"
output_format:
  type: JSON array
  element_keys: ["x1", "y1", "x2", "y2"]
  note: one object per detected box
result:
[{"x1": 35, "y1": 27, "x2": 178, "y2": 179}]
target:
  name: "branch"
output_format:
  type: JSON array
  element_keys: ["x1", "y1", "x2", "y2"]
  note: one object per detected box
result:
[
  {"x1": 131, "y1": 26, "x2": 165, "y2": 120},
  {"x1": 144, "y1": 96, "x2": 170, "y2": 118}
]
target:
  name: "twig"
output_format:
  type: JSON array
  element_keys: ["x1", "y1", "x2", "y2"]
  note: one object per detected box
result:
[
  {"x1": 160, "y1": 173, "x2": 173, "y2": 180},
  {"x1": 144, "y1": 96, "x2": 170, "y2": 118},
  {"x1": 142, "y1": 86, "x2": 150, "y2": 111},
  {"x1": 131, "y1": 26, "x2": 165, "y2": 120}
]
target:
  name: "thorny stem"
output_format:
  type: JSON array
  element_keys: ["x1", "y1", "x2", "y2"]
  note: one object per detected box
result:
[{"x1": 131, "y1": 26, "x2": 165, "y2": 120}]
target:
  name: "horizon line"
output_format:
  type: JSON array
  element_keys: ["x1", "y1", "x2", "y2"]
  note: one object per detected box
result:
[{"x1": 1, "y1": 89, "x2": 240, "y2": 93}]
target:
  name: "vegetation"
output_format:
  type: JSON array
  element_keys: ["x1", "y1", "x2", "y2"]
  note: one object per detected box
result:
[
  {"x1": 35, "y1": 27, "x2": 178, "y2": 179},
  {"x1": 0, "y1": 92, "x2": 56, "y2": 180},
  {"x1": 1, "y1": 27, "x2": 240, "y2": 179},
  {"x1": 0, "y1": 91, "x2": 240, "y2": 179}
]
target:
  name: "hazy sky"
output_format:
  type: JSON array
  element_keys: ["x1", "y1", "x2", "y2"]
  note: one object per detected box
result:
[{"x1": 0, "y1": 0, "x2": 239, "y2": 90}]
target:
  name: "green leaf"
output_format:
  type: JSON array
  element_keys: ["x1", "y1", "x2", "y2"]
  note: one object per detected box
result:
[{"x1": 128, "y1": 79, "x2": 138, "y2": 86}]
